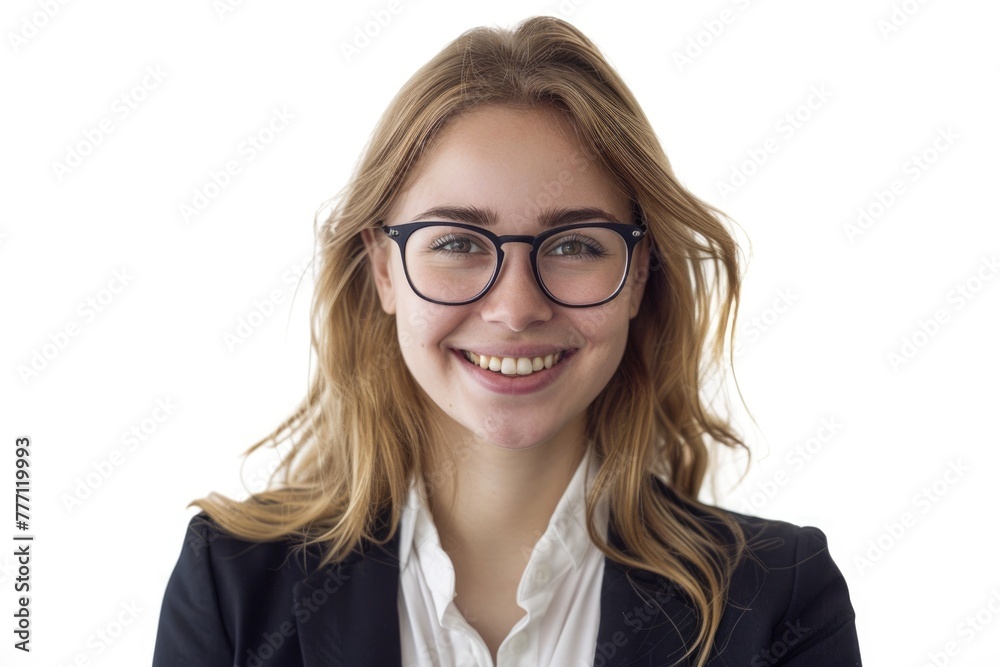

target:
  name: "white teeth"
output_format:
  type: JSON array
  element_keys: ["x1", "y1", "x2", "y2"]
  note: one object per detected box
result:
[{"x1": 462, "y1": 349, "x2": 565, "y2": 376}]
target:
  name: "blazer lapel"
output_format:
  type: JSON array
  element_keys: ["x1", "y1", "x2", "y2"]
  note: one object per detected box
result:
[
  {"x1": 292, "y1": 486, "x2": 708, "y2": 667},
  {"x1": 593, "y1": 522, "x2": 700, "y2": 666},
  {"x1": 293, "y1": 525, "x2": 403, "y2": 667}
]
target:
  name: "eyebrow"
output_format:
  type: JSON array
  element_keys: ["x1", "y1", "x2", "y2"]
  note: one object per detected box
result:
[{"x1": 408, "y1": 205, "x2": 625, "y2": 228}]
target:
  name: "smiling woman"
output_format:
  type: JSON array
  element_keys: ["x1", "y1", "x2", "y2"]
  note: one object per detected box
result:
[
  {"x1": 152, "y1": 15, "x2": 861, "y2": 667},
  {"x1": 363, "y1": 105, "x2": 646, "y2": 451}
]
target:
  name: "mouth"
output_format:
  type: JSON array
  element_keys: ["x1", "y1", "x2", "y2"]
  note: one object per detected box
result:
[{"x1": 455, "y1": 348, "x2": 573, "y2": 377}]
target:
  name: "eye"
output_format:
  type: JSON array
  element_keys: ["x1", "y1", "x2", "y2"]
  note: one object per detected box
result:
[
  {"x1": 548, "y1": 234, "x2": 608, "y2": 258},
  {"x1": 428, "y1": 234, "x2": 488, "y2": 254}
]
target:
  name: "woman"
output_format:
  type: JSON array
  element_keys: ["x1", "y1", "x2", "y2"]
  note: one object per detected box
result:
[{"x1": 152, "y1": 16, "x2": 861, "y2": 667}]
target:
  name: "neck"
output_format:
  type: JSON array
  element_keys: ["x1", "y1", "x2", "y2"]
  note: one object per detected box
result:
[{"x1": 423, "y1": 417, "x2": 589, "y2": 559}]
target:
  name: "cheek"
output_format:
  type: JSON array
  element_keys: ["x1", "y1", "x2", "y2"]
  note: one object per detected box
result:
[
  {"x1": 395, "y1": 296, "x2": 465, "y2": 356},
  {"x1": 571, "y1": 304, "x2": 630, "y2": 347}
]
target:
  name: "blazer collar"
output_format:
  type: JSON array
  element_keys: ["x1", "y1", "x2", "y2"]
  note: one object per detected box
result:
[
  {"x1": 594, "y1": 509, "x2": 701, "y2": 665},
  {"x1": 292, "y1": 514, "x2": 403, "y2": 666},
  {"x1": 293, "y1": 483, "x2": 702, "y2": 666}
]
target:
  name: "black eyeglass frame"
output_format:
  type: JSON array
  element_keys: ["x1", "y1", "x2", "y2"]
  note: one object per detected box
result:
[{"x1": 378, "y1": 219, "x2": 648, "y2": 308}]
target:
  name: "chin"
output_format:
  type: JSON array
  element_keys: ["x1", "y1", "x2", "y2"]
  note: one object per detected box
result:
[
  {"x1": 485, "y1": 435, "x2": 548, "y2": 451},
  {"x1": 462, "y1": 416, "x2": 561, "y2": 451}
]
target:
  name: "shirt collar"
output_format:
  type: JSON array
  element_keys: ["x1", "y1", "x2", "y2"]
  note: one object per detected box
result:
[
  {"x1": 529, "y1": 443, "x2": 606, "y2": 570},
  {"x1": 397, "y1": 443, "x2": 608, "y2": 614}
]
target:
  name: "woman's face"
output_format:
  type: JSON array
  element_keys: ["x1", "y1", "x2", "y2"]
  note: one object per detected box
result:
[{"x1": 362, "y1": 104, "x2": 649, "y2": 451}]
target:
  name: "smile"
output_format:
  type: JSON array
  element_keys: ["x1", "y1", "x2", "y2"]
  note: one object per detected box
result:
[{"x1": 458, "y1": 349, "x2": 568, "y2": 376}]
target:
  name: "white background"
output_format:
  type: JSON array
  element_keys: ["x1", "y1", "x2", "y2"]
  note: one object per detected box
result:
[{"x1": 2, "y1": 0, "x2": 998, "y2": 665}]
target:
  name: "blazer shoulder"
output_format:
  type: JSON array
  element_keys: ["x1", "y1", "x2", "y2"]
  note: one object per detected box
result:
[
  {"x1": 728, "y1": 513, "x2": 861, "y2": 663},
  {"x1": 654, "y1": 478, "x2": 839, "y2": 571},
  {"x1": 653, "y1": 482, "x2": 861, "y2": 663},
  {"x1": 181, "y1": 510, "x2": 319, "y2": 572},
  {"x1": 153, "y1": 511, "x2": 327, "y2": 666}
]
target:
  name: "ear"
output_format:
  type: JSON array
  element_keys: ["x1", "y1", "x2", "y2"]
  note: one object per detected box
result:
[
  {"x1": 361, "y1": 228, "x2": 397, "y2": 315},
  {"x1": 629, "y1": 237, "x2": 651, "y2": 319}
]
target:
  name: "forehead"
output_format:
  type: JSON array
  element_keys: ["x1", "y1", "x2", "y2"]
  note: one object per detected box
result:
[{"x1": 386, "y1": 105, "x2": 631, "y2": 229}]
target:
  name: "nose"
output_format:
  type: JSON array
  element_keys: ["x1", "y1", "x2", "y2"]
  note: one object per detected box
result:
[{"x1": 478, "y1": 243, "x2": 553, "y2": 331}]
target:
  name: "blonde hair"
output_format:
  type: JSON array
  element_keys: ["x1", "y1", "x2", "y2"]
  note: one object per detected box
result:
[{"x1": 193, "y1": 16, "x2": 749, "y2": 666}]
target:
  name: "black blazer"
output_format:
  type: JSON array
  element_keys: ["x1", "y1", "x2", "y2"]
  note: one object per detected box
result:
[{"x1": 152, "y1": 481, "x2": 862, "y2": 666}]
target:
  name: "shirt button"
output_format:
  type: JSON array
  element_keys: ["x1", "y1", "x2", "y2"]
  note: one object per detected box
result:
[
  {"x1": 535, "y1": 565, "x2": 551, "y2": 584},
  {"x1": 508, "y1": 633, "x2": 528, "y2": 655}
]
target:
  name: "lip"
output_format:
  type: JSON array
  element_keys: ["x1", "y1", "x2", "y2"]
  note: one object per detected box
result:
[{"x1": 452, "y1": 348, "x2": 574, "y2": 395}]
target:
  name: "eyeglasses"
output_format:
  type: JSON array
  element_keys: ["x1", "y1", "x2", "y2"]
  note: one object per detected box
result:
[{"x1": 378, "y1": 219, "x2": 647, "y2": 307}]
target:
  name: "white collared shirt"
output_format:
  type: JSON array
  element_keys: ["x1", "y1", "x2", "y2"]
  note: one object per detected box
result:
[{"x1": 397, "y1": 445, "x2": 609, "y2": 667}]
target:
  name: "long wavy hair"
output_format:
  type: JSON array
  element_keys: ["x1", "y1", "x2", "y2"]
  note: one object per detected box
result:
[{"x1": 192, "y1": 15, "x2": 750, "y2": 666}]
